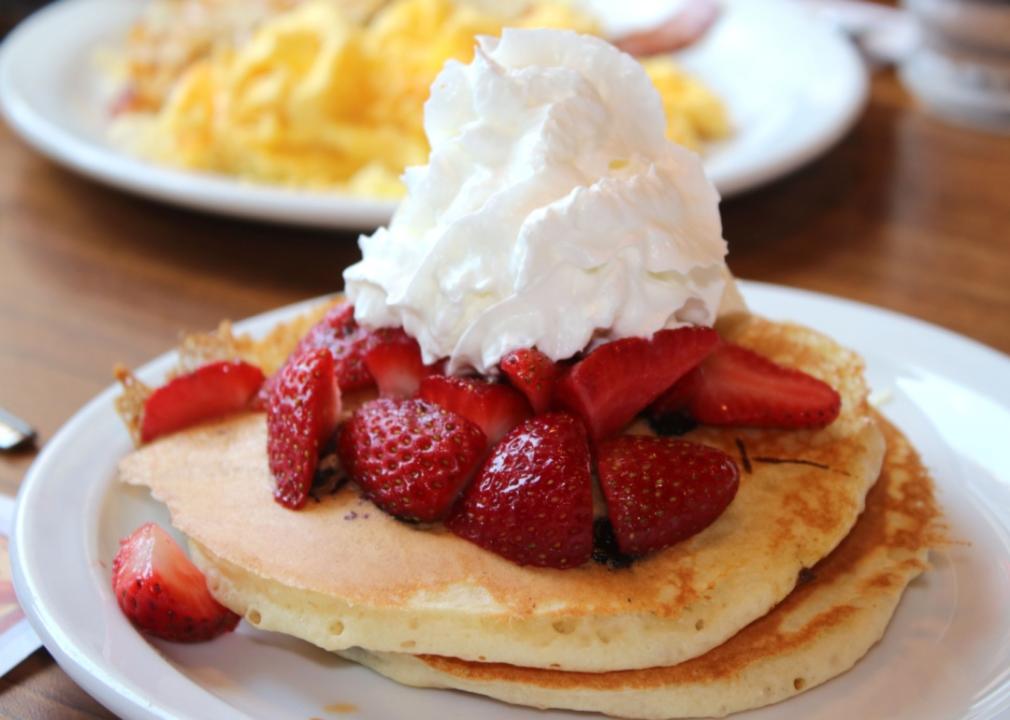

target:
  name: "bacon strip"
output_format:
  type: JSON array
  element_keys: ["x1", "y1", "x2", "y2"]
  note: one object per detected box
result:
[{"x1": 614, "y1": 0, "x2": 722, "y2": 57}]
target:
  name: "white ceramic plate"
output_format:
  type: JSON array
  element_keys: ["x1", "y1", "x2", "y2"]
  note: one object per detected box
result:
[
  {"x1": 12, "y1": 282, "x2": 1010, "y2": 720},
  {"x1": 0, "y1": 0, "x2": 867, "y2": 229}
]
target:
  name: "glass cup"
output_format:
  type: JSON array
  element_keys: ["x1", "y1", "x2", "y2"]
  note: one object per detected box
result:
[{"x1": 900, "y1": 0, "x2": 1010, "y2": 132}]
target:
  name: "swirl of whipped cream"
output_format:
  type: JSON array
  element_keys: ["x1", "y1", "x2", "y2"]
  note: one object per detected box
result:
[{"x1": 344, "y1": 28, "x2": 728, "y2": 374}]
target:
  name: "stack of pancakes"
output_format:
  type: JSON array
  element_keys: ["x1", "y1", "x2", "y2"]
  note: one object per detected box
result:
[{"x1": 118, "y1": 308, "x2": 942, "y2": 719}]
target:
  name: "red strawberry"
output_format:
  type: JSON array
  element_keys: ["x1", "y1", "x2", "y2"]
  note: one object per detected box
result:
[
  {"x1": 268, "y1": 348, "x2": 341, "y2": 509},
  {"x1": 338, "y1": 398, "x2": 486, "y2": 522},
  {"x1": 656, "y1": 343, "x2": 841, "y2": 429},
  {"x1": 597, "y1": 435, "x2": 739, "y2": 556},
  {"x1": 112, "y1": 523, "x2": 240, "y2": 642},
  {"x1": 140, "y1": 360, "x2": 264, "y2": 443},
  {"x1": 500, "y1": 348, "x2": 559, "y2": 414},
  {"x1": 294, "y1": 303, "x2": 374, "y2": 391},
  {"x1": 363, "y1": 328, "x2": 437, "y2": 398},
  {"x1": 650, "y1": 375, "x2": 694, "y2": 420},
  {"x1": 555, "y1": 327, "x2": 719, "y2": 440},
  {"x1": 447, "y1": 413, "x2": 594, "y2": 569},
  {"x1": 419, "y1": 376, "x2": 531, "y2": 445}
]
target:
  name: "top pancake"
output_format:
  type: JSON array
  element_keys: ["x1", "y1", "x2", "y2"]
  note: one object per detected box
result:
[{"x1": 118, "y1": 314, "x2": 884, "y2": 672}]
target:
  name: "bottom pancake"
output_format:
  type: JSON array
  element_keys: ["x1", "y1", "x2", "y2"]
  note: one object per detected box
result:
[{"x1": 339, "y1": 417, "x2": 941, "y2": 719}]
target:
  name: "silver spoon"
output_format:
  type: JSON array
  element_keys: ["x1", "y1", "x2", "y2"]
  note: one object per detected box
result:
[{"x1": 0, "y1": 407, "x2": 36, "y2": 451}]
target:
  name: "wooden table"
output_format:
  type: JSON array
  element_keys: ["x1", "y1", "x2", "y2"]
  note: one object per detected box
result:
[{"x1": 1, "y1": 66, "x2": 1009, "y2": 718}]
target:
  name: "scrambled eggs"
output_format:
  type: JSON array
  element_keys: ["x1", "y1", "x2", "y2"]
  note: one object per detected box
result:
[{"x1": 116, "y1": 0, "x2": 730, "y2": 197}]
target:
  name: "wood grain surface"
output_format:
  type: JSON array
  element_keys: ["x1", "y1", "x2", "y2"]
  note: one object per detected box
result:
[{"x1": 0, "y1": 65, "x2": 1008, "y2": 718}]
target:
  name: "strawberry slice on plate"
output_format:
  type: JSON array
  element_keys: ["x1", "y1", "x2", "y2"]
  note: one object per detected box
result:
[
  {"x1": 555, "y1": 326, "x2": 719, "y2": 440},
  {"x1": 293, "y1": 303, "x2": 375, "y2": 391},
  {"x1": 500, "y1": 348, "x2": 559, "y2": 415},
  {"x1": 338, "y1": 398, "x2": 486, "y2": 522},
  {"x1": 140, "y1": 360, "x2": 264, "y2": 443},
  {"x1": 597, "y1": 435, "x2": 739, "y2": 556},
  {"x1": 447, "y1": 413, "x2": 594, "y2": 569},
  {"x1": 419, "y1": 375, "x2": 531, "y2": 445},
  {"x1": 112, "y1": 523, "x2": 240, "y2": 642},
  {"x1": 268, "y1": 348, "x2": 341, "y2": 509},
  {"x1": 363, "y1": 328, "x2": 437, "y2": 399},
  {"x1": 655, "y1": 342, "x2": 842, "y2": 429}
]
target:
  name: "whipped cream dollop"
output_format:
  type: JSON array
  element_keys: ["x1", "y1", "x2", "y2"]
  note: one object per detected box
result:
[{"x1": 344, "y1": 28, "x2": 728, "y2": 374}]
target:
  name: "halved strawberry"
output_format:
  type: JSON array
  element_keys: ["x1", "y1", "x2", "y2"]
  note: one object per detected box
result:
[
  {"x1": 656, "y1": 342, "x2": 842, "y2": 429},
  {"x1": 140, "y1": 360, "x2": 264, "y2": 443},
  {"x1": 268, "y1": 348, "x2": 341, "y2": 509},
  {"x1": 419, "y1": 376, "x2": 531, "y2": 445},
  {"x1": 499, "y1": 348, "x2": 559, "y2": 414},
  {"x1": 363, "y1": 328, "x2": 436, "y2": 399},
  {"x1": 554, "y1": 327, "x2": 719, "y2": 440},
  {"x1": 293, "y1": 303, "x2": 374, "y2": 391},
  {"x1": 338, "y1": 398, "x2": 486, "y2": 522},
  {"x1": 649, "y1": 374, "x2": 695, "y2": 422},
  {"x1": 112, "y1": 523, "x2": 240, "y2": 642},
  {"x1": 447, "y1": 413, "x2": 594, "y2": 569},
  {"x1": 597, "y1": 435, "x2": 739, "y2": 556}
]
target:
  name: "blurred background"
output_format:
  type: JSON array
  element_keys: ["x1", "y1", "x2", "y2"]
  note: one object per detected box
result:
[{"x1": 0, "y1": 1, "x2": 1008, "y2": 715}]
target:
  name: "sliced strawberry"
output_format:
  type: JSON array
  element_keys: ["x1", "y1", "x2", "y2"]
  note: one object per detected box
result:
[
  {"x1": 648, "y1": 377, "x2": 694, "y2": 420},
  {"x1": 268, "y1": 348, "x2": 341, "y2": 509},
  {"x1": 447, "y1": 413, "x2": 594, "y2": 569},
  {"x1": 597, "y1": 436, "x2": 739, "y2": 556},
  {"x1": 338, "y1": 398, "x2": 486, "y2": 522},
  {"x1": 293, "y1": 303, "x2": 374, "y2": 391},
  {"x1": 140, "y1": 360, "x2": 264, "y2": 443},
  {"x1": 112, "y1": 523, "x2": 240, "y2": 642},
  {"x1": 499, "y1": 348, "x2": 559, "y2": 414},
  {"x1": 419, "y1": 376, "x2": 531, "y2": 445},
  {"x1": 657, "y1": 343, "x2": 842, "y2": 429},
  {"x1": 554, "y1": 327, "x2": 719, "y2": 440},
  {"x1": 363, "y1": 328, "x2": 437, "y2": 399}
]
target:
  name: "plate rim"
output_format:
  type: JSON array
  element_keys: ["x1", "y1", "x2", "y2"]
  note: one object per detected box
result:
[
  {"x1": 0, "y1": 0, "x2": 867, "y2": 229},
  {"x1": 11, "y1": 282, "x2": 1010, "y2": 720}
]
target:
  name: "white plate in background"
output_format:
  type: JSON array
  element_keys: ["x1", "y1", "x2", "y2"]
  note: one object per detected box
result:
[
  {"x1": 12, "y1": 282, "x2": 1010, "y2": 719},
  {"x1": 0, "y1": 0, "x2": 867, "y2": 229}
]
